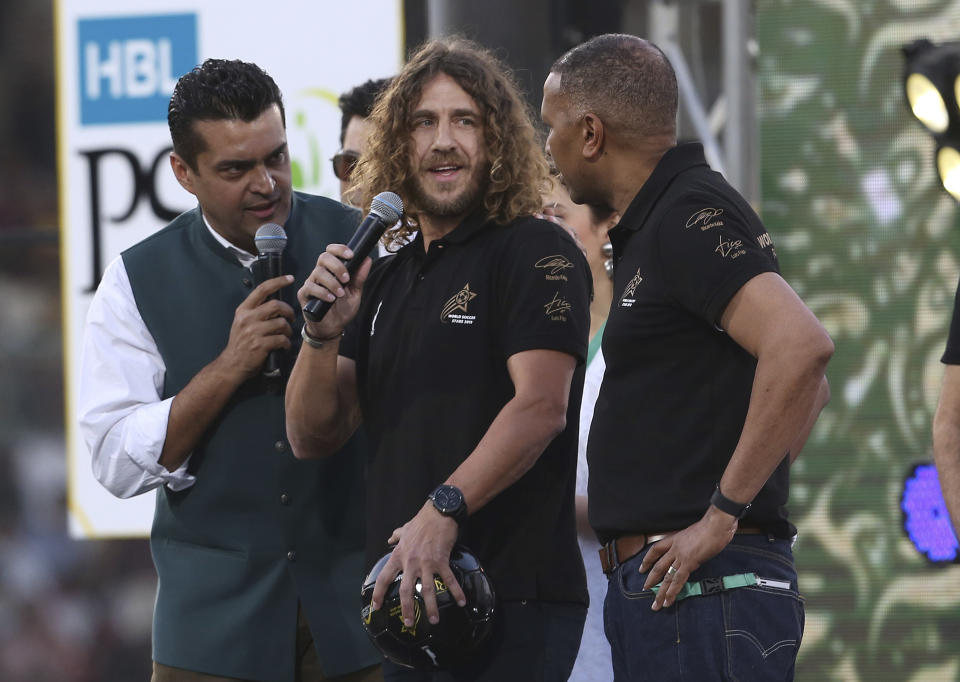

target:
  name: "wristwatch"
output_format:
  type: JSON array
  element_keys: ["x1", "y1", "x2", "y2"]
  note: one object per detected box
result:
[
  {"x1": 710, "y1": 485, "x2": 752, "y2": 520},
  {"x1": 429, "y1": 484, "x2": 468, "y2": 525}
]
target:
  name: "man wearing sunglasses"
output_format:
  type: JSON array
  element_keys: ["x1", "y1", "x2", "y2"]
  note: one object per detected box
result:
[{"x1": 334, "y1": 77, "x2": 393, "y2": 207}]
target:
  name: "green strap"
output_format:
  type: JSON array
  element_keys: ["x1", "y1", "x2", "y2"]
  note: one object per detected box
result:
[
  {"x1": 651, "y1": 572, "x2": 758, "y2": 601},
  {"x1": 587, "y1": 321, "x2": 606, "y2": 365}
]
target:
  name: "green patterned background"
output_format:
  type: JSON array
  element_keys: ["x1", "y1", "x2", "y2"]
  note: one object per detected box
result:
[{"x1": 758, "y1": 1, "x2": 960, "y2": 679}]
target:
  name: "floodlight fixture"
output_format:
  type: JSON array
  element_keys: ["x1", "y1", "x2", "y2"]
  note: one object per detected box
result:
[
  {"x1": 937, "y1": 145, "x2": 960, "y2": 201},
  {"x1": 906, "y1": 72, "x2": 949, "y2": 133},
  {"x1": 903, "y1": 39, "x2": 960, "y2": 201},
  {"x1": 903, "y1": 39, "x2": 960, "y2": 131}
]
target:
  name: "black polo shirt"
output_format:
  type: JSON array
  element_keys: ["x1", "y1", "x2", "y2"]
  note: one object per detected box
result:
[
  {"x1": 587, "y1": 143, "x2": 795, "y2": 543},
  {"x1": 341, "y1": 212, "x2": 591, "y2": 605}
]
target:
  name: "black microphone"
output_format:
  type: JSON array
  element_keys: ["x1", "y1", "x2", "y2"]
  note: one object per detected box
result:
[
  {"x1": 303, "y1": 191, "x2": 404, "y2": 322},
  {"x1": 254, "y1": 223, "x2": 288, "y2": 378}
]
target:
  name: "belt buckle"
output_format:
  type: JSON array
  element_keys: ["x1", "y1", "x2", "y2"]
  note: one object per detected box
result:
[
  {"x1": 603, "y1": 539, "x2": 620, "y2": 574},
  {"x1": 700, "y1": 576, "x2": 724, "y2": 595}
]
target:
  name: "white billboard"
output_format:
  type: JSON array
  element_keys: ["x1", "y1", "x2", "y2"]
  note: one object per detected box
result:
[{"x1": 57, "y1": 0, "x2": 403, "y2": 537}]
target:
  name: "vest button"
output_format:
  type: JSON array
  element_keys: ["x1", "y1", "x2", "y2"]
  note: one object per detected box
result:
[
  {"x1": 242, "y1": 277, "x2": 253, "y2": 288},
  {"x1": 274, "y1": 440, "x2": 287, "y2": 452},
  {"x1": 280, "y1": 493, "x2": 290, "y2": 505},
  {"x1": 287, "y1": 550, "x2": 296, "y2": 561}
]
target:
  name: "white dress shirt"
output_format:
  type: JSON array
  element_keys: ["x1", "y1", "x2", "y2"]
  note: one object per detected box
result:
[{"x1": 78, "y1": 220, "x2": 255, "y2": 498}]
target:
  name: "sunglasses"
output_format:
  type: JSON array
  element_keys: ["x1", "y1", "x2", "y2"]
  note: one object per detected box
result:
[{"x1": 331, "y1": 150, "x2": 360, "y2": 181}]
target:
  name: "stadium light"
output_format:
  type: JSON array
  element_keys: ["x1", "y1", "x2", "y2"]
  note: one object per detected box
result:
[
  {"x1": 937, "y1": 145, "x2": 960, "y2": 199},
  {"x1": 903, "y1": 39, "x2": 960, "y2": 201},
  {"x1": 906, "y1": 72, "x2": 949, "y2": 133}
]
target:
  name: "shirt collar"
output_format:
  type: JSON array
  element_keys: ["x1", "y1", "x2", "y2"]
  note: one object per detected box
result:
[
  {"x1": 202, "y1": 215, "x2": 257, "y2": 268},
  {"x1": 613, "y1": 142, "x2": 710, "y2": 235},
  {"x1": 398, "y1": 209, "x2": 490, "y2": 260},
  {"x1": 438, "y1": 210, "x2": 489, "y2": 245}
]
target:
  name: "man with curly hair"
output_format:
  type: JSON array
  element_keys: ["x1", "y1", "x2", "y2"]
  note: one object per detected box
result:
[{"x1": 286, "y1": 38, "x2": 591, "y2": 680}]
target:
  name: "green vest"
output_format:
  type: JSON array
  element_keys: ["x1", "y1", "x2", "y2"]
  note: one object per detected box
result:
[{"x1": 123, "y1": 193, "x2": 379, "y2": 680}]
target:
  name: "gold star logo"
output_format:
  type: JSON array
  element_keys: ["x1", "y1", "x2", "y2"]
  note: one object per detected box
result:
[{"x1": 441, "y1": 283, "x2": 478, "y2": 322}]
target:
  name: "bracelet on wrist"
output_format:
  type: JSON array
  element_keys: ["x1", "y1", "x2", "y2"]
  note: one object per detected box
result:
[
  {"x1": 301, "y1": 324, "x2": 342, "y2": 349},
  {"x1": 710, "y1": 485, "x2": 753, "y2": 519}
]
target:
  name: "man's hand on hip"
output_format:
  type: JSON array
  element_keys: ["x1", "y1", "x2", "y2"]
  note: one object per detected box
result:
[{"x1": 639, "y1": 505, "x2": 738, "y2": 611}]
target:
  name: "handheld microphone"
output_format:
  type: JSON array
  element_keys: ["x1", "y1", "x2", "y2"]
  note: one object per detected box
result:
[
  {"x1": 303, "y1": 191, "x2": 404, "y2": 322},
  {"x1": 254, "y1": 223, "x2": 288, "y2": 378}
]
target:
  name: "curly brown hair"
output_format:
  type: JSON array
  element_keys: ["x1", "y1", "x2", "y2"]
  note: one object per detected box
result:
[{"x1": 351, "y1": 37, "x2": 550, "y2": 246}]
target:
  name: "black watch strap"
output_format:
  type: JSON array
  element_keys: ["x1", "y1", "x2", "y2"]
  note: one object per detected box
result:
[
  {"x1": 710, "y1": 485, "x2": 752, "y2": 519},
  {"x1": 429, "y1": 484, "x2": 468, "y2": 525}
]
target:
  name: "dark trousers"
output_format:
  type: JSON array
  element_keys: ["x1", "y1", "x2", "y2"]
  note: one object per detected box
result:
[
  {"x1": 151, "y1": 605, "x2": 383, "y2": 682},
  {"x1": 605, "y1": 534, "x2": 804, "y2": 681},
  {"x1": 383, "y1": 600, "x2": 586, "y2": 682}
]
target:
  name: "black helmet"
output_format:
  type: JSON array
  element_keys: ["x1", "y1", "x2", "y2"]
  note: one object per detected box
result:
[{"x1": 360, "y1": 544, "x2": 496, "y2": 670}]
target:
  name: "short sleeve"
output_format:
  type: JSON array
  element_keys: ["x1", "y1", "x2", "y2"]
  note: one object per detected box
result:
[
  {"x1": 656, "y1": 200, "x2": 778, "y2": 326},
  {"x1": 495, "y1": 219, "x2": 591, "y2": 364}
]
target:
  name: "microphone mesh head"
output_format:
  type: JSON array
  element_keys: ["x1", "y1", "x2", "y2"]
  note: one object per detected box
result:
[
  {"x1": 369, "y1": 192, "x2": 404, "y2": 224},
  {"x1": 254, "y1": 223, "x2": 287, "y2": 254}
]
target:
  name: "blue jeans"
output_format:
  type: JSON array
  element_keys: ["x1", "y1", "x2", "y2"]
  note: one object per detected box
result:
[
  {"x1": 605, "y1": 534, "x2": 804, "y2": 681},
  {"x1": 383, "y1": 600, "x2": 586, "y2": 682}
]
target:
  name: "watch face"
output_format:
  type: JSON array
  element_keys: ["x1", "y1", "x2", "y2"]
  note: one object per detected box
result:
[{"x1": 433, "y1": 486, "x2": 463, "y2": 513}]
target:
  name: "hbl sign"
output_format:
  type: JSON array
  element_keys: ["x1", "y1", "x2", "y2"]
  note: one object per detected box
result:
[{"x1": 78, "y1": 14, "x2": 198, "y2": 125}]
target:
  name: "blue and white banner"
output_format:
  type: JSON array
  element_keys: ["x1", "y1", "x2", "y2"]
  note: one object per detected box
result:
[
  {"x1": 78, "y1": 13, "x2": 198, "y2": 125},
  {"x1": 57, "y1": 0, "x2": 403, "y2": 538}
]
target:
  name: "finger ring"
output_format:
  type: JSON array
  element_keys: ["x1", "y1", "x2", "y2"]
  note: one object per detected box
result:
[{"x1": 666, "y1": 565, "x2": 678, "y2": 576}]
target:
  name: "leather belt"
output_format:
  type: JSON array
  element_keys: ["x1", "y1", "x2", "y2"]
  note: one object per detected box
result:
[{"x1": 598, "y1": 527, "x2": 766, "y2": 575}]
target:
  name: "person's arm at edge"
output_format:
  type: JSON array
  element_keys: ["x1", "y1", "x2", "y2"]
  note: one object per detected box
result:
[
  {"x1": 641, "y1": 271, "x2": 833, "y2": 608},
  {"x1": 933, "y1": 364, "x2": 960, "y2": 539}
]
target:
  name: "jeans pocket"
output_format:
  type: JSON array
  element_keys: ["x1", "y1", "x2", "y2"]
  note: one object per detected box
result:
[
  {"x1": 615, "y1": 552, "x2": 656, "y2": 601},
  {"x1": 723, "y1": 582, "x2": 804, "y2": 682}
]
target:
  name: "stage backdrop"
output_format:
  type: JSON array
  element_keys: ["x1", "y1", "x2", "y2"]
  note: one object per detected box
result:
[
  {"x1": 758, "y1": 1, "x2": 960, "y2": 679},
  {"x1": 57, "y1": 0, "x2": 402, "y2": 538}
]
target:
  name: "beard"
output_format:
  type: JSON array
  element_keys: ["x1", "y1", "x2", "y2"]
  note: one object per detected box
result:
[{"x1": 409, "y1": 154, "x2": 490, "y2": 218}]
